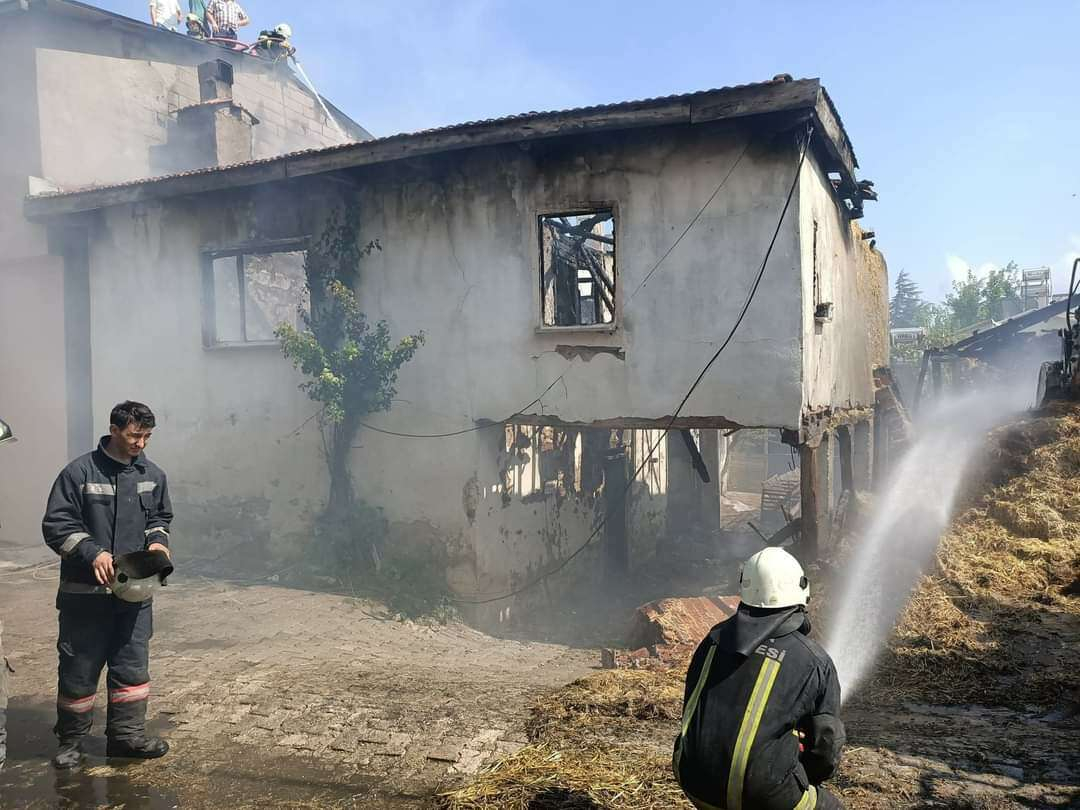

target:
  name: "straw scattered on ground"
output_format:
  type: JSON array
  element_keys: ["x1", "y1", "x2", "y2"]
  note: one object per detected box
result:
[
  {"x1": 437, "y1": 669, "x2": 690, "y2": 810},
  {"x1": 435, "y1": 743, "x2": 687, "y2": 810},
  {"x1": 525, "y1": 669, "x2": 683, "y2": 744},
  {"x1": 864, "y1": 401, "x2": 1080, "y2": 707}
]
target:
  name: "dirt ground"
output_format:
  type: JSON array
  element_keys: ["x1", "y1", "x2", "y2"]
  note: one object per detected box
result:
[
  {"x1": 3, "y1": 405, "x2": 1079, "y2": 809},
  {"x1": 0, "y1": 568, "x2": 595, "y2": 809}
]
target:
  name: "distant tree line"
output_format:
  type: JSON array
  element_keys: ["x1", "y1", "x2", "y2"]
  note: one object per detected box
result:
[{"x1": 889, "y1": 262, "x2": 1022, "y2": 359}]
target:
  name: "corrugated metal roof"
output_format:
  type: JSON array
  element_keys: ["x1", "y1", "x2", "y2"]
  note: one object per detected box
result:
[{"x1": 28, "y1": 77, "x2": 856, "y2": 211}]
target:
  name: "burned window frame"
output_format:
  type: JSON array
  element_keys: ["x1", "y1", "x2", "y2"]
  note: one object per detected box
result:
[
  {"x1": 200, "y1": 237, "x2": 309, "y2": 348},
  {"x1": 535, "y1": 204, "x2": 618, "y2": 332}
]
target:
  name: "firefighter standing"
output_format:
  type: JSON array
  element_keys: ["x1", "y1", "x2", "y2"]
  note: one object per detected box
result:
[
  {"x1": 674, "y1": 547, "x2": 846, "y2": 810},
  {"x1": 41, "y1": 401, "x2": 173, "y2": 770}
]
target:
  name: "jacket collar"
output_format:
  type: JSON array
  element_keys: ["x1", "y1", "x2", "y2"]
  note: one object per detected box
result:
[
  {"x1": 94, "y1": 435, "x2": 147, "y2": 473},
  {"x1": 710, "y1": 604, "x2": 810, "y2": 657}
]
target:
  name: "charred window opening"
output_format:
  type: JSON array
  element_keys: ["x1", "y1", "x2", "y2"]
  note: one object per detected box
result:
[
  {"x1": 501, "y1": 425, "x2": 582, "y2": 500},
  {"x1": 499, "y1": 424, "x2": 668, "y2": 503},
  {"x1": 630, "y1": 429, "x2": 667, "y2": 495},
  {"x1": 539, "y1": 209, "x2": 616, "y2": 327},
  {"x1": 203, "y1": 246, "x2": 308, "y2": 346}
]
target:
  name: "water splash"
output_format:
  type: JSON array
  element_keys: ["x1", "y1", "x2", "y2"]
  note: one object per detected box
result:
[
  {"x1": 825, "y1": 386, "x2": 1029, "y2": 701},
  {"x1": 291, "y1": 59, "x2": 350, "y2": 143}
]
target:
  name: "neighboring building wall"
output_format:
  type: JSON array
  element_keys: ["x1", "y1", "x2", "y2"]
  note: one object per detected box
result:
[
  {"x1": 85, "y1": 195, "x2": 329, "y2": 564},
  {"x1": 0, "y1": 21, "x2": 69, "y2": 550},
  {"x1": 0, "y1": 256, "x2": 68, "y2": 551},
  {"x1": 29, "y1": 14, "x2": 360, "y2": 189}
]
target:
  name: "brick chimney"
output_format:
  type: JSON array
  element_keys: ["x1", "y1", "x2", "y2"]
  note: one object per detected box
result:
[{"x1": 151, "y1": 59, "x2": 259, "y2": 173}]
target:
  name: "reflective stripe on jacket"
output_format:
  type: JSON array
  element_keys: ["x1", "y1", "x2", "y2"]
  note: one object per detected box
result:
[
  {"x1": 673, "y1": 606, "x2": 844, "y2": 810},
  {"x1": 42, "y1": 436, "x2": 172, "y2": 587}
]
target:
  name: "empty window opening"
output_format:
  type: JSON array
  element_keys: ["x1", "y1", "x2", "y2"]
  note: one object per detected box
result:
[
  {"x1": 539, "y1": 210, "x2": 616, "y2": 327},
  {"x1": 630, "y1": 428, "x2": 668, "y2": 496},
  {"x1": 501, "y1": 425, "x2": 580, "y2": 499},
  {"x1": 723, "y1": 429, "x2": 799, "y2": 532},
  {"x1": 204, "y1": 248, "x2": 308, "y2": 345},
  {"x1": 499, "y1": 424, "x2": 667, "y2": 502}
]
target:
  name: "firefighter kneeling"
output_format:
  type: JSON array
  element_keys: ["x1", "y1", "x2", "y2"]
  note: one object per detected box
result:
[{"x1": 674, "y1": 548, "x2": 845, "y2": 810}]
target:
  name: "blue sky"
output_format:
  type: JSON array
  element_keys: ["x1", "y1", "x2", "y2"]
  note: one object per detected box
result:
[{"x1": 97, "y1": 1, "x2": 1080, "y2": 302}]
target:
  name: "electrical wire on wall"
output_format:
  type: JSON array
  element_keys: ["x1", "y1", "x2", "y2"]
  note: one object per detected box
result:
[
  {"x1": 452, "y1": 124, "x2": 815, "y2": 605},
  {"x1": 357, "y1": 373, "x2": 568, "y2": 439},
  {"x1": 339, "y1": 135, "x2": 751, "y2": 443}
]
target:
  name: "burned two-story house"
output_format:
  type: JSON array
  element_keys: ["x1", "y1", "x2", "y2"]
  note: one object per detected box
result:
[{"x1": 19, "y1": 70, "x2": 889, "y2": 622}]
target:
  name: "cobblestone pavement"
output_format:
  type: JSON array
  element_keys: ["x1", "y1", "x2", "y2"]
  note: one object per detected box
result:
[{"x1": 0, "y1": 562, "x2": 596, "y2": 808}]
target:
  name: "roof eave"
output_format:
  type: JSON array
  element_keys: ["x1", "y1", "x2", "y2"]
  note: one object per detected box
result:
[{"x1": 25, "y1": 78, "x2": 855, "y2": 219}]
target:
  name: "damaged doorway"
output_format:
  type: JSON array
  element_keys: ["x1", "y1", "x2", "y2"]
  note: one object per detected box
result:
[{"x1": 721, "y1": 429, "x2": 801, "y2": 539}]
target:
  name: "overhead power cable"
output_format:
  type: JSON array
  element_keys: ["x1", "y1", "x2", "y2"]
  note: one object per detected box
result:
[
  {"x1": 629, "y1": 139, "x2": 752, "y2": 301},
  {"x1": 452, "y1": 125, "x2": 814, "y2": 605},
  {"x1": 347, "y1": 139, "x2": 749, "y2": 443},
  {"x1": 357, "y1": 373, "x2": 567, "y2": 439}
]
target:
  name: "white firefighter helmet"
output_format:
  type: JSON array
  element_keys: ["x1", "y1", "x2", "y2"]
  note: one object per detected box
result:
[
  {"x1": 110, "y1": 549, "x2": 173, "y2": 603},
  {"x1": 0, "y1": 418, "x2": 15, "y2": 447},
  {"x1": 739, "y1": 547, "x2": 809, "y2": 608},
  {"x1": 274, "y1": 23, "x2": 292, "y2": 38}
]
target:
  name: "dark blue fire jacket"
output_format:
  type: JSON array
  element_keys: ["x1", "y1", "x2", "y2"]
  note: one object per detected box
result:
[{"x1": 42, "y1": 437, "x2": 172, "y2": 587}]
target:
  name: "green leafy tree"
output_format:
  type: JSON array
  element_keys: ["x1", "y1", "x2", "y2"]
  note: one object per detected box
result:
[
  {"x1": 916, "y1": 302, "x2": 955, "y2": 348},
  {"x1": 276, "y1": 203, "x2": 424, "y2": 528},
  {"x1": 945, "y1": 268, "x2": 985, "y2": 332},
  {"x1": 889, "y1": 269, "x2": 924, "y2": 328},
  {"x1": 982, "y1": 260, "x2": 1021, "y2": 321}
]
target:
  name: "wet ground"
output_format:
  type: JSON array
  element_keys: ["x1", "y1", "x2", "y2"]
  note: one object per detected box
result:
[{"x1": 0, "y1": 562, "x2": 596, "y2": 808}]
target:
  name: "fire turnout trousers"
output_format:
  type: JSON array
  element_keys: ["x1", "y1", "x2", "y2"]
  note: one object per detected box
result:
[
  {"x1": 55, "y1": 592, "x2": 153, "y2": 743},
  {"x1": 685, "y1": 784, "x2": 845, "y2": 810}
]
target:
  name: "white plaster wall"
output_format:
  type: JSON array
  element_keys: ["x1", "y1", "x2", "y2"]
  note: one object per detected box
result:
[
  {"x1": 81, "y1": 124, "x2": 830, "y2": 597},
  {"x1": 31, "y1": 17, "x2": 354, "y2": 190},
  {"x1": 0, "y1": 256, "x2": 68, "y2": 550},
  {"x1": 354, "y1": 126, "x2": 805, "y2": 436},
  {"x1": 797, "y1": 154, "x2": 883, "y2": 412},
  {"x1": 86, "y1": 202, "x2": 328, "y2": 563},
  {"x1": 347, "y1": 125, "x2": 806, "y2": 596},
  {"x1": 0, "y1": 22, "x2": 69, "y2": 550}
]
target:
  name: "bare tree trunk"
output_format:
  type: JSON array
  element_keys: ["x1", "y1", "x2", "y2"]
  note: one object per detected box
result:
[{"x1": 326, "y1": 412, "x2": 359, "y2": 519}]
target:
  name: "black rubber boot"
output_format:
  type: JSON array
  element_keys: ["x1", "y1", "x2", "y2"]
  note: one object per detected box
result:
[
  {"x1": 105, "y1": 699, "x2": 168, "y2": 760},
  {"x1": 52, "y1": 741, "x2": 84, "y2": 770},
  {"x1": 52, "y1": 706, "x2": 93, "y2": 770}
]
